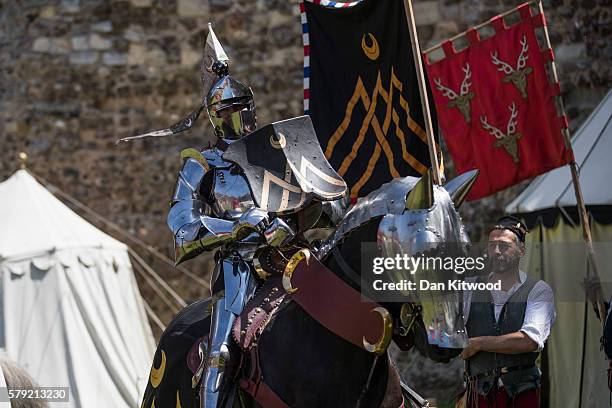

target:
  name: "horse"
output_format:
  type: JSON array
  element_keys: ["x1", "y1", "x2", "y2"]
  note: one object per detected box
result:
[{"x1": 141, "y1": 169, "x2": 478, "y2": 408}]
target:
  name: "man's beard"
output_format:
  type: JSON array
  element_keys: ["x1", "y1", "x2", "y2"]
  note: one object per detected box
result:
[{"x1": 489, "y1": 254, "x2": 520, "y2": 274}]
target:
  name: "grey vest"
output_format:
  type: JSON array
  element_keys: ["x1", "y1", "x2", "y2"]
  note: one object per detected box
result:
[{"x1": 466, "y1": 275, "x2": 541, "y2": 397}]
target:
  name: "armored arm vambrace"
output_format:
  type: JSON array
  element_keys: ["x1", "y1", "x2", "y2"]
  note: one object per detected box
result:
[
  {"x1": 169, "y1": 155, "x2": 284, "y2": 264},
  {"x1": 171, "y1": 207, "x2": 291, "y2": 265},
  {"x1": 169, "y1": 201, "x2": 270, "y2": 265},
  {"x1": 167, "y1": 156, "x2": 244, "y2": 263}
]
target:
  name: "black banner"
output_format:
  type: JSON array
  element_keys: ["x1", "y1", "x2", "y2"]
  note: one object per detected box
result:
[{"x1": 304, "y1": 0, "x2": 438, "y2": 198}]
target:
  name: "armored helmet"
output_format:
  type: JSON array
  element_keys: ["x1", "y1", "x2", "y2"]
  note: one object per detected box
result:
[
  {"x1": 202, "y1": 25, "x2": 256, "y2": 140},
  {"x1": 118, "y1": 23, "x2": 255, "y2": 143}
]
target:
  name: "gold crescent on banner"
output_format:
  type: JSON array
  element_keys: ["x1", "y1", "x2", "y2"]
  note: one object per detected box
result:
[
  {"x1": 149, "y1": 350, "x2": 166, "y2": 388},
  {"x1": 361, "y1": 33, "x2": 380, "y2": 61}
]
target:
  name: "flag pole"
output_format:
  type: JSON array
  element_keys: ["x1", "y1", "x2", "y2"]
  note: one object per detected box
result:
[
  {"x1": 402, "y1": 0, "x2": 442, "y2": 185},
  {"x1": 536, "y1": 1, "x2": 606, "y2": 320}
]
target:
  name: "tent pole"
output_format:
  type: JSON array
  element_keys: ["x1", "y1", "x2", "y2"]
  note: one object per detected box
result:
[
  {"x1": 537, "y1": 1, "x2": 606, "y2": 323},
  {"x1": 133, "y1": 261, "x2": 181, "y2": 314},
  {"x1": 402, "y1": 0, "x2": 442, "y2": 185},
  {"x1": 130, "y1": 248, "x2": 187, "y2": 308},
  {"x1": 143, "y1": 301, "x2": 167, "y2": 332},
  {"x1": 28, "y1": 170, "x2": 210, "y2": 291}
]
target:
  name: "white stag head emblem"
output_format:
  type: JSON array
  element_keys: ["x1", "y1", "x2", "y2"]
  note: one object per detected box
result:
[
  {"x1": 434, "y1": 63, "x2": 475, "y2": 122},
  {"x1": 480, "y1": 102, "x2": 522, "y2": 163},
  {"x1": 490, "y1": 35, "x2": 533, "y2": 99}
]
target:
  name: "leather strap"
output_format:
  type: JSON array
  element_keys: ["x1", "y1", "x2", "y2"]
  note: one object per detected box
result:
[
  {"x1": 466, "y1": 363, "x2": 537, "y2": 380},
  {"x1": 288, "y1": 251, "x2": 391, "y2": 351},
  {"x1": 239, "y1": 347, "x2": 290, "y2": 408},
  {"x1": 240, "y1": 378, "x2": 290, "y2": 408},
  {"x1": 237, "y1": 250, "x2": 402, "y2": 407}
]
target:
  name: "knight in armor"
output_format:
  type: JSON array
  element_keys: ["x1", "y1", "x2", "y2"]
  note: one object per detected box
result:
[{"x1": 127, "y1": 24, "x2": 347, "y2": 407}]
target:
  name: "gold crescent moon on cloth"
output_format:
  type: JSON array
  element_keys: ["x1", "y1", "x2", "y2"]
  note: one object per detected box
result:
[
  {"x1": 282, "y1": 249, "x2": 311, "y2": 294},
  {"x1": 176, "y1": 390, "x2": 182, "y2": 408},
  {"x1": 361, "y1": 33, "x2": 380, "y2": 61},
  {"x1": 362, "y1": 307, "x2": 394, "y2": 355},
  {"x1": 149, "y1": 350, "x2": 166, "y2": 389}
]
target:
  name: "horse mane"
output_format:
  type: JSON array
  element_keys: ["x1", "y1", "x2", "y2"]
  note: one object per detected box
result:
[{"x1": 322, "y1": 216, "x2": 383, "y2": 292}]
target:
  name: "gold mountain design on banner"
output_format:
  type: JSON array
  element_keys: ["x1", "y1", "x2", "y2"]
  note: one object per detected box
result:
[
  {"x1": 304, "y1": 0, "x2": 437, "y2": 198},
  {"x1": 325, "y1": 67, "x2": 430, "y2": 197}
]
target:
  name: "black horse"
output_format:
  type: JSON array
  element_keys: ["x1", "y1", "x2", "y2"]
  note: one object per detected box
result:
[{"x1": 141, "y1": 171, "x2": 477, "y2": 408}]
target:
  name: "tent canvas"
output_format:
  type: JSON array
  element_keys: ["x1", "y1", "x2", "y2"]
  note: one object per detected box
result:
[
  {"x1": 0, "y1": 170, "x2": 155, "y2": 407},
  {"x1": 506, "y1": 90, "x2": 612, "y2": 214},
  {"x1": 506, "y1": 90, "x2": 612, "y2": 407}
]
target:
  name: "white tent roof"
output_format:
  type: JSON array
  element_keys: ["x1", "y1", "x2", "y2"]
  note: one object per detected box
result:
[
  {"x1": 0, "y1": 170, "x2": 155, "y2": 407},
  {"x1": 506, "y1": 90, "x2": 612, "y2": 213},
  {"x1": 0, "y1": 170, "x2": 125, "y2": 259}
]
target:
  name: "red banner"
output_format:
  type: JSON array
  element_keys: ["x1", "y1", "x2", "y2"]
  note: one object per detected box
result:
[{"x1": 424, "y1": 3, "x2": 572, "y2": 200}]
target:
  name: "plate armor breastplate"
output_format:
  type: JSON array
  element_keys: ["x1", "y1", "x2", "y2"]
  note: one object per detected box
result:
[{"x1": 206, "y1": 149, "x2": 255, "y2": 220}]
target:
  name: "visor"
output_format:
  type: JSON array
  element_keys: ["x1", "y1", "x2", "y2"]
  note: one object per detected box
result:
[{"x1": 209, "y1": 100, "x2": 256, "y2": 139}]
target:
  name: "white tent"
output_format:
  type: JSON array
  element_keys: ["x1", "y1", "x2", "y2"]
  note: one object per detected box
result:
[
  {"x1": 0, "y1": 170, "x2": 155, "y2": 407},
  {"x1": 0, "y1": 355, "x2": 9, "y2": 408},
  {"x1": 507, "y1": 89, "x2": 612, "y2": 213},
  {"x1": 506, "y1": 90, "x2": 612, "y2": 407}
]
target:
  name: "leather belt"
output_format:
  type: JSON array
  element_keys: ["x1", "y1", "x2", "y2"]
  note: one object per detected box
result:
[
  {"x1": 467, "y1": 363, "x2": 537, "y2": 380},
  {"x1": 283, "y1": 249, "x2": 393, "y2": 353}
]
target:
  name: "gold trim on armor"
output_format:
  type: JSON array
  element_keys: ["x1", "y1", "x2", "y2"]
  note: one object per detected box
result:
[
  {"x1": 270, "y1": 132, "x2": 287, "y2": 149},
  {"x1": 253, "y1": 257, "x2": 271, "y2": 280},
  {"x1": 204, "y1": 290, "x2": 225, "y2": 318},
  {"x1": 208, "y1": 354, "x2": 226, "y2": 369},
  {"x1": 363, "y1": 307, "x2": 394, "y2": 355},
  {"x1": 180, "y1": 148, "x2": 210, "y2": 171},
  {"x1": 282, "y1": 249, "x2": 310, "y2": 294}
]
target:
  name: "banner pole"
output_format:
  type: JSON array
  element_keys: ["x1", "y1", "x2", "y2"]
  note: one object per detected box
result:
[
  {"x1": 536, "y1": 1, "x2": 606, "y2": 321},
  {"x1": 402, "y1": 0, "x2": 442, "y2": 185}
]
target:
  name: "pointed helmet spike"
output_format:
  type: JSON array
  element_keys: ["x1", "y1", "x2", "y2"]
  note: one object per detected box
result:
[
  {"x1": 201, "y1": 23, "x2": 230, "y2": 97},
  {"x1": 117, "y1": 23, "x2": 230, "y2": 144},
  {"x1": 205, "y1": 23, "x2": 228, "y2": 65},
  {"x1": 443, "y1": 169, "x2": 479, "y2": 208},
  {"x1": 405, "y1": 170, "x2": 434, "y2": 210}
]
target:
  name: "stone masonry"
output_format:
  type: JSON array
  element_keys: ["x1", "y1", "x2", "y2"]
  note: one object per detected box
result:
[{"x1": 0, "y1": 0, "x2": 609, "y2": 401}]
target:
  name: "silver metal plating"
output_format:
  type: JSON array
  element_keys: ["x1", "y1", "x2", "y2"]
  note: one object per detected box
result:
[
  {"x1": 317, "y1": 170, "x2": 479, "y2": 349},
  {"x1": 317, "y1": 176, "x2": 422, "y2": 258},
  {"x1": 211, "y1": 167, "x2": 255, "y2": 220},
  {"x1": 378, "y1": 185, "x2": 469, "y2": 349}
]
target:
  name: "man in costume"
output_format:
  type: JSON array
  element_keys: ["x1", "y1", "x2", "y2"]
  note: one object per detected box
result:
[
  {"x1": 129, "y1": 25, "x2": 347, "y2": 407},
  {"x1": 459, "y1": 216, "x2": 556, "y2": 407}
]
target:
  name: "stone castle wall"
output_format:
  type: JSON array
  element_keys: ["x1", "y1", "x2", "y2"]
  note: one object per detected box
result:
[{"x1": 0, "y1": 0, "x2": 609, "y2": 344}]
